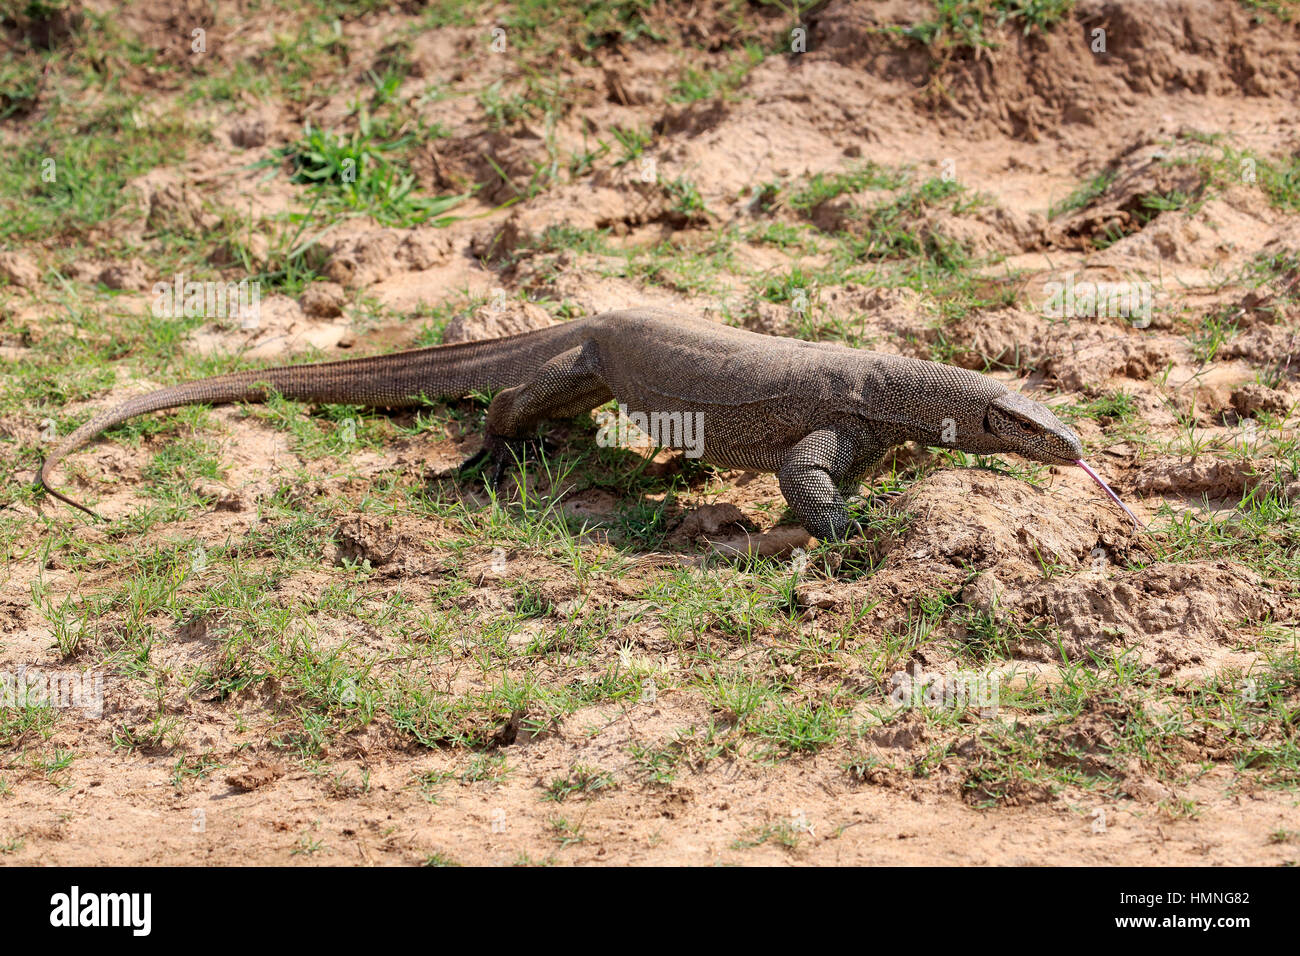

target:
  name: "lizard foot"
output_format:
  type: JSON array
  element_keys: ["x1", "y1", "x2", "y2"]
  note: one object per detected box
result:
[
  {"x1": 484, "y1": 434, "x2": 547, "y2": 494},
  {"x1": 452, "y1": 445, "x2": 490, "y2": 478},
  {"x1": 867, "y1": 488, "x2": 905, "y2": 508},
  {"x1": 451, "y1": 435, "x2": 545, "y2": 486}
]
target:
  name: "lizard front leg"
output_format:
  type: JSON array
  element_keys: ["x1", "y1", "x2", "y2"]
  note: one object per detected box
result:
[{"x1": 777, "y1": 428, "x2": 879, "y2": 540}]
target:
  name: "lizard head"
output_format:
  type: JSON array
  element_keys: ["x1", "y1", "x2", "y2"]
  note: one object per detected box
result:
[
  {"x1": 985, "y1": 390, "x2": 1143, "y2": 529},
  {"x1": 985, "y1": 390, "x2": 1083, "y2": 464}
]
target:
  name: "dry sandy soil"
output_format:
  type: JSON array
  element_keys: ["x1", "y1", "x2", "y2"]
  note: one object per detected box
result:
[{"x1": 1, "y1": 0, "x2": 1299, "y2": 865}]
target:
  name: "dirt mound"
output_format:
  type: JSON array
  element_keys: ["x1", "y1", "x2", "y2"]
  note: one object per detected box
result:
[
  {"x1": 1129, "y1": 455, "x2": 1277, "y2": 499},
  {"x1": 323, "y1": 226, "x2": 455, "y2": 288},
  {"x1": 1045, "y1": 140, "x2": 1212, "y2": 250},
  {"x1": 893, "y1": 468, "x2": 1135, "y2": 580},
  {"x1": 1007, "y1": 561, "x2": 1277, "y2": 667},
  {"x1": 810, "y1": 0, "x2": 1300, "y2": 141}
]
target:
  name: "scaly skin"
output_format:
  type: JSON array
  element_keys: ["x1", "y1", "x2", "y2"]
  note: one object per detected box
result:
[{"x1": 38, "y1": 308, "x2": 1086, "y2": 537}]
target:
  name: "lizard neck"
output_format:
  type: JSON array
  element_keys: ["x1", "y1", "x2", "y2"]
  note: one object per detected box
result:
[{"x1": 847, "y1": 354, "x2": 1009, "y2": 451}]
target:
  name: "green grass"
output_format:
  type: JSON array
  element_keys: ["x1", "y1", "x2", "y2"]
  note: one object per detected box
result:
[
  {"x1": 1258, "y1": 153, "x2": 1300, "y2": 211},
  {"x1": 1060, "y1": 391, "x2": 1139, "y2": 426},
  {"x1": 668, "y1": 43, "x2": 765, "y2": 103},
  {"x1": 497, "y1": 0, "x2": 666, "y2": 60},
  {"x1": 544, "y1": 763, "x2": 617, "y2": 801},
  {"x1": 661, "y1": 175, "x2": 709, "y2": 221},
  {"x1": 787, "y1": 162, "x2": 909, "y2": 214},
  {"x1": 899, "y1": 0, "x2": 1075, "y2": 52},
  {"x1": 0, "y1": 95, "x2": 196, "y2": 244},
  {"x1": 1048, "y1": 169, "x2": 1117, "y2": 219},
  {"x1": 835, "y1": 177, "x2": 971, "y2": 270},
  {"x1": 1239, "y1": 0, "x2": 1300, "y2": 23},
  {"x1": 275, "y1": 115, "x2": 465, "y2": 227}
]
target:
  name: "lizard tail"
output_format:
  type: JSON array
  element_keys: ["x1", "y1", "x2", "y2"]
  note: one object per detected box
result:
[
  {"x1": 36, "y1": 318, "x2": 599, "y2": 518},
  {"x1": 37, "y1": 368, "x2": 308, "y2": 520}
]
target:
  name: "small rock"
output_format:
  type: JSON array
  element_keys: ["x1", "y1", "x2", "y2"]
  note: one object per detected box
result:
[
  {"x1": 225, "y1": 759, "x2": 284, "y2": 792},
  {"x1": 98, "y1": 259, "x2": 150, "y2": 291},
  {"x1": 0, "y1": 251, "x2": 40, "y2": 289},
  {"x1": 334, "y1": 514, "x2": 401, "y2": 567},
  {"x1": 961, "y1": 571, "x2": 1003, "y2": 613},
  {"x1": 1230, "y1": 383, "x2": 1289, "y2": 419},
  {"x1": 796, "y1": 586, "x2": 840, "y2": 610},
  {"x1": 470, "y1": 217, "x2": 527, "y2": 264},
  {"x1": 299, "y1": 282, "x2": 347, "y2": 318},
  {"x1": 706, "y1": 526, "x2": 815, "y2": 558},
  {"x1": 1121, "y1": 759, "x2": 1174, "y2": 804},
  {"x1": 442, "y1": 301, "x2": 555, "y2": 344},
  {"x1": 229, "y1": 116, "x2": 267, "y2": 149},
  {"x1": 810, "y1": 197, "x2": 855, "y2": 233},
  {"x1": 671, "y1": 503, "x2": 753, "y2": 541},
  {"x1": 134, "y1": 170, "x2": 217, "y2": 232},
  {"x1": 745, "y1": 300, "x2": 794, "y2": 335}
]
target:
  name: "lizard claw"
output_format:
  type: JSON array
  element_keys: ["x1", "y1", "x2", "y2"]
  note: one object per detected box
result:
[
  {"x1": 485, "y1": 434, "x2": 545, "y2": 494},
  {"x1": 452, "y1": 445, "x2": 490, "y2": 479},
  {"x1": 868, "y1": 489, "x2": 904, "y2": 508},
  {"x1": 450, "y1": 435, "x2": 547, "y2": 492}
]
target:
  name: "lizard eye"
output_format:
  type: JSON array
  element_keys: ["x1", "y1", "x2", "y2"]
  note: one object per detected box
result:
[{"x1": 987, "y1": 405, "x2": 1028, "y2": 434}]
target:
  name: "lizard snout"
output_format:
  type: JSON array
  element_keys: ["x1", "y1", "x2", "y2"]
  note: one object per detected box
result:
[{"x1": 986, "y1": 392, "x2": 1083, "y2": 463}]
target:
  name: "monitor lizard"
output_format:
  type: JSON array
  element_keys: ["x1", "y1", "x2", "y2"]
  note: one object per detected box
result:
[{"x1": 36, "y1": 307, "x2": 1141, "y2": 535}]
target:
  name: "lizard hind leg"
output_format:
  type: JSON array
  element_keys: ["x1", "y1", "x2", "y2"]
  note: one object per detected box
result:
[{"x1": 480, "y1": 343, "x2": 612, "y2": 492}]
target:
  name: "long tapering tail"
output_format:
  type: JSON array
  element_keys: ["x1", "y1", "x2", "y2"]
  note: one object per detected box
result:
[{"x1": 37, "y1": 317, "x2": 596, "y2": 518}]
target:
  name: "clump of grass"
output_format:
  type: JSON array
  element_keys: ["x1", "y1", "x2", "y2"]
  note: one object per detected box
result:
[
  {"x1": 544, "y1": 764, "x2": 617, "y2": 801},
  {"x1": 1190, "y1": 309, "x2": 1240, "y2": 365},
  {"x1": 751, "y1": 699, "x2": 846, "y2": 754},
  {"x1": 1239, "y1": 0, "x2": 1299, "y2": 24},
  {"x1": 611, "y1": 125, "x2": 654, "y2": 166},
  {"x1": 900, "y1": 0, "x2": 1075, "y2": 51},
  {"x1": 787, "y1": 162, "x2": 908, "y2": 213},
  {"x1": 1157, "y1": 138, "x2": 1300, "y2": 217},
  {"x1": 1049, "y1": 169, "x2": 1117, "y2": 219},
  {"x1": 1258, "y1": 153, "x2": 1300, "y2": 211},
  {"x1": 757, "y1": 265, "x2": 817, "y2": 306},
  {"x1": 499, "y1": 0, "x2": 667, "y2": 60},
  {"x1": 1060, "y1": 391, "x2": 1139, "y2": 425},
  {"x1": 836, "y1": 177, "x2": 972, "y2": 272},
  {"x1": 668, "y1": 42, "x2": 764, "y2": 103},
  {"x1": 1, "y1": 96, "x2": 193, "y2": 243},
  {"x1": 661, "y1": 176, "x2": 709, "y2": 221},
  {"x1": 276, "y1": 114, "x2": 465, "y2": 227}
]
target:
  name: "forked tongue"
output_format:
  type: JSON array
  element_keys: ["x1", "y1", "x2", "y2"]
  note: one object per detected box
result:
[{"x1": 1075, "y1": 459, "x2": 1143, "y2": 530}]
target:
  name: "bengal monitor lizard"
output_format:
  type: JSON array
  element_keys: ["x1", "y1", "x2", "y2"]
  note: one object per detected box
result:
[{"x1": 36, "y1": 308, "x2": 1140, "y2": 535}]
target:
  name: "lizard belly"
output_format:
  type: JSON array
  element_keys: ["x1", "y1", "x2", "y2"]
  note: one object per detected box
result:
[
  {"x1": 603, "y1": 384, "x2": 807, "y2": 474},
  {"x1": 589, "y1": 317, "x2": 858, "y2": 473}
]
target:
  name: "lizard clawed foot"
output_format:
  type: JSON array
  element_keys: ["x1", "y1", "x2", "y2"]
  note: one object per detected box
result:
[
  {"x1": 453, "y1": 445, "x2": 491, "y2": 478},
  {"x1": 478, "y1": 433, "x2": 546, "y2": 494},
  {"x1": 867, "y1": 488, "x2": 905, "y2": 508},
  {"x1": 451, "y1": 435, "x2": 546, "y2": 492}
]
